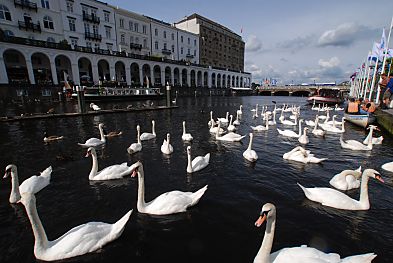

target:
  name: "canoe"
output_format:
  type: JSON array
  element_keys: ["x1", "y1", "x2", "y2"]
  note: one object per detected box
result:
[{"x1": 344, "y1": 113, "x2": 375, "y2": 128}]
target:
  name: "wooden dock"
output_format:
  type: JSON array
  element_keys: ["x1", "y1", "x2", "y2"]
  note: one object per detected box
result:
[
  {"x1": 375, "y1": 108, "x2": 393, "y2": 134},
  {"x1": 0, "y1": 105, "x2": 179, "y2": 122}
]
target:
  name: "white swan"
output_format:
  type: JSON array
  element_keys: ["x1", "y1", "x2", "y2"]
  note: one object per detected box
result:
[
  {"x1": 340, "y1": 135, "x2": 372, "y2": 151},
  {"x1": 322, "y1": 117, "x2": 345, "y2": 133},
  {"x1": 312, "y1": 117, "x2": 326, "y2": 137},
  {"x1": 186, "y1": 146, "x2": 210, "y2": 173},
  {"x1": 298, "y1": 169, "x2": 383, "y2": 210},
  {"x1": 277, "y1": 120, "x2": 303, "y2": 138},
  {"x1": 382, "y1": 161, "x2": 393, "y2": 172},
  {"x1": 251, "y1": 114, "x2": 269, "y2": 131},
  {"x1": 267, "y1": 110, "x2": 277, "y2": 126},
  {"x1": 298, "y1": 127, "x2": 309, "y2": 144},
  {"x1": 90, "y1": 103, "x2": 101, "y2": 111},
  {"x1": 209, "y1": 121, "x2": 225, "y2": 135},
  {"x1": 208, "y1": 111, "x2": 216, "y2": 127},
  {"x1": 43, "y1": 132, "x2": 63, "y2": 143},
  {"x1": 329, "y1": 166, "x2": 362, "y2": 191},
  {"x1": 280, "y1": 114, "x2": 297, "y2": 126},
  {"x1": 127, "y1": 125, "x2": 142, "y2": 154},
  {"x1": 216, "y1": 121, "x2": 245, "y2": 142},
  {"x1": 243, "y1": 133, "x2": 258, "y2": 162},
  {"x1": 335, "y1": 104, "x2": 344, "y2": 111},
  {"x1": 233, "y1": 111, "x2": 241, "y2": 126},
  {"x1": 3, "y1": 165, "x2": 52, "y2": 203},
  {"x1": 318, "y1": 109, "x2": 329, "y2": 120},
  {"x1": 78, "y1": 123, "x2": 106, "y2": 147},
  {"x1": 161, "y1": 133, "x2": 174, "y2": 155},
  {"x1": 252, "y1": 104, "x2": 259, "y2": 118},
  {"x1": 140, "y1": 120, "x2": 156, "y2": 141},
  {"x1": 253, "y1": 203, "x2": 377, "y2": 263},
  {"x1": 363, "y1": 125, "x2": 383, "y2": 145},
  {"x1": 217, "y1": 112, "x2": 229, "y2": 124},
  {"x1": 182, "y1": 121, "x2": 193, "y2": 141},
  {"x1": 86, "y1": 147, "x2": 138, "y2": 181},
  {"x1": 131, "y1": 161, "x2": 208, "y2": 215},
  {"x1": 237, "y1": 105, "x2": 243, "y2": 116},
  {"x1": 227, "y1": 115, "x2": 237, "y2": 132},
  {"x1": 19, "y1": 192, "x2": 131, "y2": 261},
  {"x1": 305, "y1": 117, "x2": 316, "y2": 127},
  {"x1": 283, "y1": 146, "x2": 326, "y2": 164}
]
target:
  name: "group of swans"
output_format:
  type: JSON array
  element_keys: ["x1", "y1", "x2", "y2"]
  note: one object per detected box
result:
[{"x1": 253, "y1": 203, "x2": 376, "y2": 262}]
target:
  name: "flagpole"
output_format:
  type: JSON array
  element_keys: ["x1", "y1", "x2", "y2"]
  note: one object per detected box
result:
[
  {"x1": 376, "y1": 16, "x2": 393, "y2": 104},
  {"x1": 360, "y1": 51, "x2": 371, "y2": 98},
  {"x1": 368, "y1": 57, "x2": 379, "y2": 101},
  {"x1": 363, "y1": 62, "x2": 372, "y2": 100}
]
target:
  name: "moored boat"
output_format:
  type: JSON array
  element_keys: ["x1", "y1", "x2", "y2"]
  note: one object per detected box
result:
[
  {"x1": 344, "y1": 112, "x2": 375, "y2": 128},
  {"x1": 307, "y1": 88, "x2": 344, "y2": 105},
  {"x1": 71, "y1": 86, "x2": 164, "y2": 102}
]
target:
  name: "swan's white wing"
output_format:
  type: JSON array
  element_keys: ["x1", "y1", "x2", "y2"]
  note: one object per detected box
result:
[
  {"x1": 19, "y1": 167, "x2": 52, "y2": 194},
  {"x1": 382, "y1": 161, "x2": 393, "y2": 172},
  {"x1": 144, "y1": 191, "x2": 195, "y2": 215},
  {"x1": 191, "y1": 155, "x2": 210, "y2": 172},
  {"x1": 270, "y1": 246, "x2": 341, "y2": 263},
  {"x1": 80, "y1": 138, "x2": 103, "y2": 146},
  {"x1": 329, "y1": 173, "x2": 348, "y2": 191},
  {"x1": 128, "y1": 143, "x2": 142, "y2": 153},
  {"x1": 341, "y1": 253, "x2": 377, "y2": 262},
  {"x1": 95, "y1": 163, "x2": 131, "y2": 180}
]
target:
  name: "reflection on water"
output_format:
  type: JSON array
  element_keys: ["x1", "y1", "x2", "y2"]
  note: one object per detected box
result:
[{"x1": 0, "y1": 96, "x2": 392, "y2": 262}]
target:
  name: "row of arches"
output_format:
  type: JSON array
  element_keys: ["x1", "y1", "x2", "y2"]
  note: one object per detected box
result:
[{"x1": 2, "y1": 49, "x2": 251, "y2": 88}]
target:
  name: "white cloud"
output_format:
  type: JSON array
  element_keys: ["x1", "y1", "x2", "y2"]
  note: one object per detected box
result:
[
  {"x1": 317, "y1": 23, "x2": 376, "y2": 47},
  {"x1": 318, "y1": 57, "x2": 340, "y2": 68},
  {"x1": 245, "y1": 35, "x2": 263, "y2": 52}
]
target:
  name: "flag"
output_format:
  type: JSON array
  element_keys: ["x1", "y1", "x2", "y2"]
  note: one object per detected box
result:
[
  {"x1": 380, "y1": 28, "x2": 386, "y2": 50},
  {"x1": 63, "y1": 72, "x2": 72, "y2": 90},
  {"x1": 240, "y1": 27, "x2": 243, "y2": 34}
]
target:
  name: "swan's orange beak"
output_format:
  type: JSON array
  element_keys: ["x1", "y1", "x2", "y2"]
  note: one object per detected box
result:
[
  {"x1": 85, "y1": 151, "x2": 91, "y2": 157},
  {"x1": 131, "y1": 167, "x2": 138, "y2": 177},
  {"x1": 375, "y1": 175, "x2": 384, "y2": 183},
  {"x1": 3, "y1": 169, "x2": 10, "y2": 179},
  {"x1": 255, "y1": 213, "x2": 266, "y2": 227}
]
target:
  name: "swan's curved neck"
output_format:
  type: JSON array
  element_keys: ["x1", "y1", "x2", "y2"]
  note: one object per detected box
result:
[
  {"x1": 137, "y1": 166, "x2": 146, "y2": 211},
  {"x1": 187, "y1": 151, "x2": 193, "y2": 173},
  {"x1": 359, "y1": 172, "x2": 371, "y2": 209},
  {"x1": 247, "y1": 135, "x2": 253, "y2": 151},
  {"x1": 183, "y1": 122, "x2": 186, "y2": 135},
  {"x1": 137, "y1": 128, "x2": 141, "y2": 144},
  {"x1": 152, "y1": 122, "x2": 156, "y2": 136},
  {"x1": 216, "y1": 122, "x2": 221, "y2": 138},
  {"x1": 10, "y1": 169, "x2": 21, "y2": 203},
  {"x1": 99, "y1": 126, "x2": 106, "y2": 142},
  {"x1": 23, "y1": 197, "x2": 49, "y2": 252},
  {"x1": 298, "y1": 121, "x2": 302, "y2": 136},
  {"x1": 229, "y1": 116, "x2": 233, "y2": 125},
  {"x1": 89, "y1": 152, "x2": 98, "y2": 180},
  {"x1": 210, "y1": 111, "x2": 213, "y2": 120},
  {"x1": 255, "y1": 214, "x2": 276, "y2": 263},
  {"x1": 365, "y1": 127, "x2": 373, "y2": 144}
]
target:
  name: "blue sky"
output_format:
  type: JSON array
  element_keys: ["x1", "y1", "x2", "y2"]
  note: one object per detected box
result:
[{"x1": 106, "y1": 0, "x2": 393, "y2": 85}]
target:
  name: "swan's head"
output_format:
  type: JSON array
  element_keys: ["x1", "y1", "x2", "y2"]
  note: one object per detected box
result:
[
  {"x1": 4, "y1": 164, "x2": 16, "y2": 178},
  {"x1": 367, "y1": 125, "x2": 379, "y2": 131},
  {"x1": 90, "y1": 103, "x2": 94, "y2": 107},
  {"x1": 85, "y1": 147, "x2": 96, "y2": 157},
  {"x1": 98, "y1": 123, "x2": 104, "y2": 129},
  {"x1": 137, "y1": 125, "x2": 140, "y2": 131},
  {"x1": 187, "y1": 146, "x2": 191, "y2": 154},
  {"x1": 130, "y1": 161, "x2": 143, "y2": 177},
  {"x1": 364, "y1": 169, "x2": 384, "y2": 183},
  {"x1": 255, "y1": 203, "x2": 276, "y2": 230},
  {"x1": 167, "y1": 133, "x2": 170, "y2": 140},
  {"x1": 152, "y1": 120, "x2": 155, "y2": 125}
]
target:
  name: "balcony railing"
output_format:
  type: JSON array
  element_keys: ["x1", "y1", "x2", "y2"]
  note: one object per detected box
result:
[
  {"x1": 85, "y1": 32, "x2": 102, "y2": 41},
  {"x1": 130, "y1": 43, "x2": 142, "y2": 50},
  {"x1": 162, "y1": 48, "x2": 172, "y2": 55},
  {"x1": 14, "y1": 0, "x2": 37, "y2": 11},
  {"x1": 18, "y1": 21, "x2": 41, "y2": 32},
  {"x1": 82, "y1": 13, "x2": 100, "y2": 24}
]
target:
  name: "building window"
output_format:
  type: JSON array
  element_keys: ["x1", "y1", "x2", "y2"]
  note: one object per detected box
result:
[
  {"x1": 41, "y1": 0, "x2": 49, "y2": 9},
  {"x1": 155, "y1": 28, "x2": 158, "y2": 36},
  {"x1": 119, "y1": 18, "x2": 124, "y2": 28},
  {"x1": 0, "y1": 5, "x2": 11, "y2": 21},
  {"x1": 120, "y1": 34, "x2": 125, "y2": 44},
  {"x1": 91, "y1": 9, "x2": 97, "y2": 16},
  {"x1": 164, "y1": 43, "x2": 167, "y2": 50},
  {"x1": 105, "y1": 27, "x2": 111, "y2": 38},
  {"x1": 43, "y1": 15, "x2": 54, "y2": 29},
  {"x1": 129, "y1": 21, "x2": 133, "y2": 30},
  {"x1": 155, "y1": 41, "x2": 158, "y2": 50},
  {"x1": 82, "y1": 6, "x2": 88, "y2": 15},
  {"x1": 130, "y1": 36, "x2": 134, "y2": 43},
  {"x1": 171, "y1": 33, "x2": 174, "y2": 40},
  {"x1": 134, "y1": 23, "x2": 139, "y2": 32},
  {"x1": 188, "y1": 38, "x2": 190, "y2": 45},
  {"x1": 104, "y1": 12, "x2": 109, "y2": 22},
  {"x1": 47, "y1": 37, "x2": 55, "y2": 43},
  {"x1": 181, "y1": 47, "x2": 183, "y2": 54},
  {"x1": 107, "y1": 43, "x2": 113, "y2": 50},
  {"x1": 86, "y1": 42, "x2": 92, "y2": 48},
  {"x1": 142, "y1": 25, "x2": 146, "y2": 34},
  {"x1": 194, "y1": 50, "x2": 196, "y2": 56},
  {"x1": 135, "y1": 37, "x2": 139, "y2": 44},
  {"x1": 181, "y1": 36, "x2": 183, "y2": 43},
  {"x1": 68, "y1": 18, "x2": 76, "y2": 32},
  {"x1": 194, "y1": 39, "x2": 196, "y2": 46},
  {"x1": 92, "y1": 25, "x2": 98, "y2": 34},
  {"x1": 70, "y1": 38, "x2": 78, "y2": 47},
  {"x1": 66, "y1": 1, "x2": 73, "y2": 12},
  {"x1": 171, "y1": 45, "x2": 174, "y2": 52},
  {"x1": 84, "y1": 23, "x2": 90, "y2": 33},
  {"x1": 187, "y1": 48, "x2": 190, "y2": 55},
  {"x1": 163, "y1": 31, "x2": 166, "y2": 38},
  {"x1": 143, "y1": 39, "x2": 147, "y2": 48}
]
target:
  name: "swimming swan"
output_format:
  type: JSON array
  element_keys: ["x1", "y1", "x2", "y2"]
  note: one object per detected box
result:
[
  {"x1": 298, "y1": 169, "x2": 384, "y2": 210},
  {"x1": 127, "y1": 125, "x2": 142, "y2": 154},
  {"x1": 329, "y1": 166, "x2": 362, "y2": 191},
  {"x1": 277, "y1": 120, "x2": 303, "y2": 138},
  {"x1": 182, "y1": 121, "x2": 194, "y2": 141},
  {"x1": 283, "y1": 146, "x2": 326, "y2": 164},
  {"x1": 340, "y1": 135, "x2": 373, "y2": 151},
  {"x1": 131, "y1": 161, "x2": 208, "y2": 215},
  {"x1": 253, "y1": 203, "x2": 376, "y2": 263},
  {"x1": 363, "y1": 125, "x2": 383, "y2": 145},
  {"x1": 19, "y1": 192, "x2": 131, "y2": 261},
  {"x1": 86, "y1": 147, "x2": 138, "y2": 180},
  {"x1": 227, "y1": 115, "x2": 237, "y2": 132},
  {"x1": 243, "y1": 133, "x2": 258, "y2": 162},
  {"x1": 78, "y1": 123, "x2": 106, "y2": 147},
  {"x1": 161, "y1": 133, "x2": 174, "y2": 155},
  {"x1": 3, "y1": 164, "x2": 52, "y2": 203},
  {"x1": 216, "y1": 121, "x2": 245, "y2": 142},
  {"x1": 186, "y1": 146, "x2": 210, "y2": 173},
  {"x1": 140, "y1": 120, "x2": 156, "y2": 141}
]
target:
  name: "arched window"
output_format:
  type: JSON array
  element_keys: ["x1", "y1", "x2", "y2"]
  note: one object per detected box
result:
[
  {"x1": 120, "y1": 34, "x2": 125, "y2": 44},
  {"x1": 0, "y1": 5, "x2": 11, "y2": 21},
  {"x1": 47, "y1": 37, "x2": 55, "y2": 43},
  {"x1": 43, "y1": 15, "x2": 54, "y2": 29},
  {"x1": 4, "y1": 30, "x2": 14, "y2": 37}
]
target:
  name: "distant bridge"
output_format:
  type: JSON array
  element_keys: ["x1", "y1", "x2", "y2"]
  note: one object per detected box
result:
[{"x1": 256, "y1": 85, "x2": 350, "y2": 96}]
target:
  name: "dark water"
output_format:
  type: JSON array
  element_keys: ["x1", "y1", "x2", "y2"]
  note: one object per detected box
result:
[{"x1": 0, "y1": 96, "x2": 392, "y2": 263}]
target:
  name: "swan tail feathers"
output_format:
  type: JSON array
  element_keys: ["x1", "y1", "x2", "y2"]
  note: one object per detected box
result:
[
  {"x1": 341, "y1": 253, "x2": 376, "y2": 262},
  {"x1": 204, "y1": 153, "x2": 210, "y2": 163},
  {"x1": 297, "y1": 183, "x2": 311, "y2": 199},
  {"x1": 111, "y1": 210, "x2": 133, "y2": 237},
  {"x1": 190, "y1": 185, "x2": 208, "y2": 206},
  {"x1": 40, "y1": 166, "x2": 52, "y2": 179}
]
